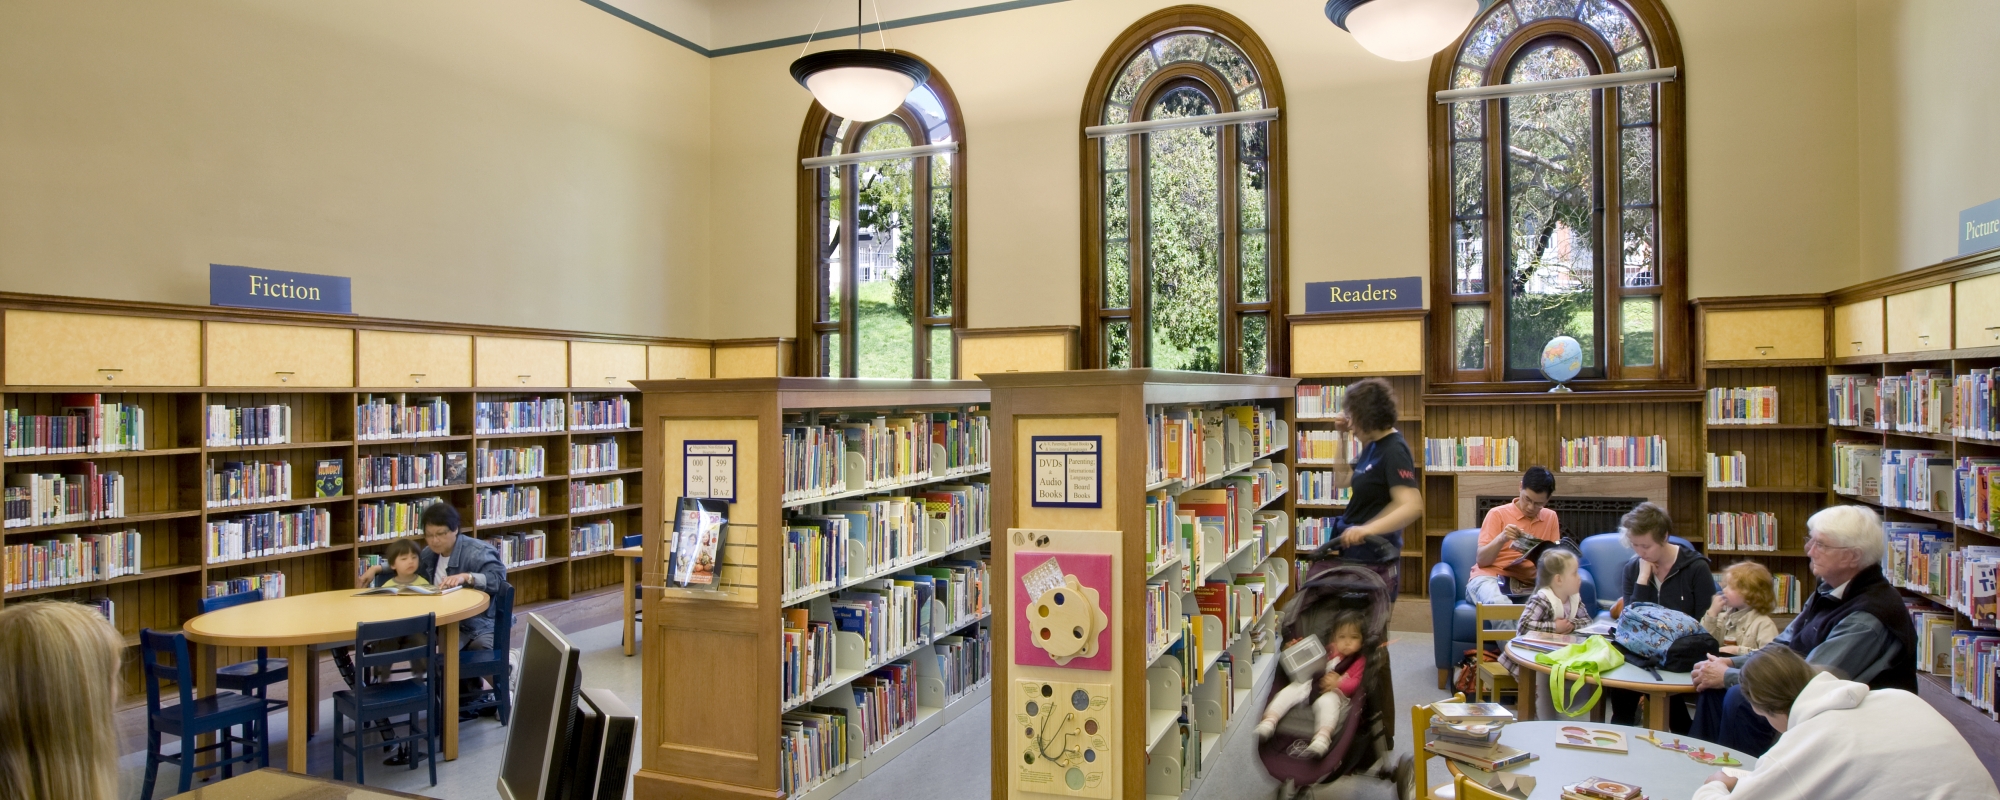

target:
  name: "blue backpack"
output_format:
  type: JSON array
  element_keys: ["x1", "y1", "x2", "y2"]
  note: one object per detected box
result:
[{"x1": 1614, "y1": 602, "x2": 1716, "y2": 670}]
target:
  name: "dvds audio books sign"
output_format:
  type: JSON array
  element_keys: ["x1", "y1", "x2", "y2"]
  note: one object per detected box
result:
[
  {"x1": 1963, "y1": 198, "x2": 2000, "y2": 256},
  {"x1": 209, "y1": 264, "x2": 353, "y2": 314},
  {"x1": 1304, "y1": 276, "x2": 1422, "y2": 313}
]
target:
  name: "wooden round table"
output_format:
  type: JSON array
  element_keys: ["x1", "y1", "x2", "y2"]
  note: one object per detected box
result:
[
  {"x1": 1505, "y1": 641, "x2": 1696, "y2": 730},
  {"x1": 1443, "y1": 721, "x2": 1755, "y2": 799},
  {"x1": 183, "y1": 588, "x2": 490, "y2": 773}
]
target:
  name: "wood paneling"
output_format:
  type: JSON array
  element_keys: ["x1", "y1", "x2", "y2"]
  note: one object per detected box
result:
[
  {"x1": 356, "y1": 330, "x2": 472, "y2": 388},
  {"x1": 712, "y1": 343, "x2": 787, "y2": 379},
  {"x1": 1886, "y1": 285, "x2": 1953, "y2": 353},
  {"x1": 569, "y1": 341, "x2": 647, "y2": 389},
  {"x1": 204, "y1": 322, "x2": 354, "y2": 387},
  {"x1": 1703, "y1": 308, "x2": 1824, "y2": 362},
  {"x1": 1955, "y1": 273, "x2": 2000, "y2": 350},
  {"x1": 475, "y1": 336, "x2": 568, "y2": 388},
  {"x1": 957, "y1": 329, "x2": 1077, "y2": 377},
  {"x1": 647, "y1": 345, "x2": 712, "y2": 380},
  {"x1": 1291, "y1": 319, "x2": 1423, "y2": 376},
  {"x1": 1832, "y1": 299, "x2": 1885, "y2": 358},
  {"x1": 5, "y1": 310, "x2": 201, "y2": 386}
]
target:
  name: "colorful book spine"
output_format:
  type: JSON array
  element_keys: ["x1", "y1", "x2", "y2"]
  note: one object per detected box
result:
[
  {"x1": 357, "y1": 496, "x2": 443, "y2": 542},
  {"x1": 570, "y1": 437, "x2": 621, "y2": 475},
  {"x1": 571, "y1": 518, "x2": 618, "y2": 556},
  {"x1": 206, "y1": 507, "x2": 331, "y2": 564},
  {"x1": 1559, "y1": 435, "x2": 1668, "y2": 473},
  {"x1": 3, "y1": 396, "x2": 146, "y2": 455},
  {"x1": 206, "y1": 572, "x2": 285, "y2": 600},
  {"x1": 1705, "y1": 451, "x2": 1747, "y2": 488},
  {"x1": 474, "y1": 446, "x2": 545, "y2": 482},
  {"x1": 569, "y1": 396, "x2": 631, "y2": 430},
  {"x1": 1706, "y1": 511, "x2": 1776, "y2": 551},
  {"x1": 476, "y1": 485, "x2": 543, "y2": 524},
  {"x1": 1424, "y1": 437, "x2": 1520, "y2": 472},
  {"x1": 206, "y1": 459, "x2": 293, "y2": 507},
  {"x1": 1, "y1": 529, "x2": 141, "y2": 592},
  {"x1": 473, "y1": 397, "x2": 566, "y2": 434},
  {"x1": 355, "y1": 395, "x2": 450, "y2": 440},
  {"x1": 1706, "y1": 386, "x2": 1779, "y2": 425}
]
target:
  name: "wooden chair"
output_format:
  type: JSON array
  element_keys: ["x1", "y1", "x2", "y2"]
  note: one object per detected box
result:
[
  {"x1": 1412, "y1": 692, "x2": 1467, "y2": 800},
  {"x1": 1473, "y1": 604, "x2": 1525, "y2": 707},
  {"x1": 1447, "y1": 761, "x2": 1512, "y2": 800}
]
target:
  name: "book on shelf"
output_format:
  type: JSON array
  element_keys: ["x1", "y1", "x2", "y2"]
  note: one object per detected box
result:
[
  {"x1": 571, "y1": 436, "x2": 620, "y2": 474},
  {"x1": 4, "y1": 464, "x2": 126, "y2": 528},
  {"x1": 1296, "y1": 428, "x2": 1354, "y2": 464},
  {"x1": 569, "y1": 396, "x2": 632, "y2": 430},
  {"x1": 206, "y1": 506, "x2": 331, "y2": 564},
  {"x1": 1828, "y1": 374, "x2": 1878, "y2": 427},
  {"x1": 1884, "y1": 522, "x2": 1952, "y2": 596},
  {"x1": 474, "y1": 397, "x2": 566, "y2": 434},
  {"x1": 1877, "y1": 369, "x2": 1949, "y2": 434},
  {"x1": 475, "y1": 484, "x2": 542, "y2": 524},
  {"x1": 354, "y1": 582, "x2": 461, "y2": 597},
  {"x1": 780, "y1": 408, "x2": 990, "y2": 503},
  {"x1": 358, "y1": 451, "x2": 462, "y2": 494},
  {"x1": 356, "y1": 394, "x2": 450, "y2": 440},
  {"x1": 1952, "y1": 458, "x2": 2000, "y2": 529},
  {"x1": 571, "y1": 518, "x2": 617, "y2": 556},
  {"x1": 1295, "y1": 383, "x2": 1347, "y2": 420},
  {"x1": 2, "y1": 528, "x2": 141, "y2": 592},
  {"x1": 1878, "y1": 449, "x2": 1950, "y2": 510},
  {"x1": 315, "y1": 459, "x2": 343, "y2": 498},
  {"x1": 1773, "y1": 573, "x2": 1804, "y2": 614},
  {"x1": 205, "y1": 402, "x2": 290, "y2": 447},
  {"x1": 1706, "y1": 386, "x2": 1778, "y2": 425},
  {"x1": 358, "y1": 495, "x2": 443, "y2": 542},
  {"x1": 569, "y1": 477, "x2": 626, "y2": 513},
  {"x1": 206, "y1": 571, "x2": 285, "y2": 600},
  {"x1": 1705, "y1": 451, "x2": 1747, "y2": 488},
  {"x1": 205, "y1": 459, "x2": 293, "y2": 507},
  {"x1": 4, "y1": 395, "x2": 146, "y2": 456},
  {"x1": 1706, "y1": 511, "x2": 1777, "y2": 551},
  {"x1": 1831, "y1": 441, "x2": 1882, "y2": 497},
  {"x1": 475, "y1": 445, "x2": 545, "y2": 482},
  {"x1": 1559, "y1": 435, "x2": 1667, "y2": 473},
  {"x1": 1297, "y1": 470, "x2": 1353, "y2": 506},
  {"x1": 1424, "y1": 437, "x2": 1519, "y2": 473},
  {"x1": 1956, "y1": 369, "x2": 2000, "y2": 439},
  {"x1": 487, "y1": 530, "x2": 548, "y2": 568}
]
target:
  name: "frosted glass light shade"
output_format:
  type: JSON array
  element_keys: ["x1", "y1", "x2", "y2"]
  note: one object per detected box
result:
[
  {"x1": 1326, "y1": 0, "x2": 1480, "y2": 62},
  {"x1": 790, "y1": 49, "x2": 930, "y2": 122}
]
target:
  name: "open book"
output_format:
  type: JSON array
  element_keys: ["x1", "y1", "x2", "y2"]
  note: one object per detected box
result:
[{"x1": 355, "y1": 583, "x2": 460, "y2": 597}]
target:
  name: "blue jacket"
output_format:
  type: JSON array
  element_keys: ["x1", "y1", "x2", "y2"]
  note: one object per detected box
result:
[{"x1": 417, "y1": 534, "x2": 508, "y2": 639}]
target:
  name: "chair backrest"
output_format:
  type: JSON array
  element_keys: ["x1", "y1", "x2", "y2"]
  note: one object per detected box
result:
[
  {"x1": 199, "y1": 589, "x2": 263, "y2": 615},
  {"x1": 1440, "y1": 529, "x2": 1480, "y2": 602},
  {"x1": 1453, "y1": 766, "x2": 1511, "y2": 800},
  {"x1": 622, "y1": 533, "x2": 642, "y2": 549},
  {"x1": 138, "y1": 629, "x2": 196, "y2": 713},
  {"x1": 353, "y1": 613, "x2": 437, "y2": 690},
  {"x1": 1473, "y1": 604, "x2": 1525, "y2": 648},
  {"x1": 1411, "y1": 691, "x2": 1466, "y2": 800},
  {"x1": 1579, "y1": 532, "x2": 1708, "y2": 603},
  {"x1": 490, "y1": 583, "x2": 517, "y2": 644}
]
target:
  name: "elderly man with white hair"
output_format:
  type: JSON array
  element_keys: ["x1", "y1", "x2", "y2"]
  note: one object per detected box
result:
[{"x1": 1686, "y1": 504, "x2": 1918, "y2": 756}]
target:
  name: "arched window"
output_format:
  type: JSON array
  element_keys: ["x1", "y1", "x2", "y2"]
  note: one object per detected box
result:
[
  {"x1": 1082, "y1": 10, "x2": 1285, "y2": 374},
  {"x1": 797, "y1": 59, "x2": 964, "y2": 378},
  {"x1": 1429, "y1": 0, "x2": 1685, "y2": 387}
]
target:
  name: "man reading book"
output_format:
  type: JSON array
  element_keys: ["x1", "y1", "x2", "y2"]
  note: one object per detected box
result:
[
  {"x1": 1468, "y1": 466, "x2": 1560, "y2": 606},
  {"x1": 414, "y1": 503, "x2": 509, "y2": 722}
]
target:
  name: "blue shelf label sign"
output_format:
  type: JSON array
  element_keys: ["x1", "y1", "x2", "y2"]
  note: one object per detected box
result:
[
  {"x1": 210, "y1": 264, "x2": 353, "y2": 314},
  {"x1": 1304, "y1": 276, "x2": 1422, "y2": 313},
  {"x1": 1963, "y1": 198, "x2": 2000, "y2": 256},
  {"x1": 1031, "y1": 436, "x2": 1102, "y2": 509},
  {"x1": 684, "y1": 441, "x2": 737, "y2": 504}
]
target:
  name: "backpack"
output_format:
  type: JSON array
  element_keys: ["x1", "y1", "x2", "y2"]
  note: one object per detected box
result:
[{"x1": 1613, "y1": 601, "x2": 1719, "y2": 671}]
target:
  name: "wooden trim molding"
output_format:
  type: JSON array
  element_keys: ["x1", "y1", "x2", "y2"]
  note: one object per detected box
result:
[
  {"x1": 1827, "y1": 249, "x2": 2000, "y2": 305},
  {"x1": 1284, "y1": 309, "x2": 1427, "y2": 325}
]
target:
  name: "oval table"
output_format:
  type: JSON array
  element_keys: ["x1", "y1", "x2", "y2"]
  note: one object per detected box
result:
[
  {"x1": 1444, "y1": 721, "x2": 1756, "y2": 799},
  {"x1": 183, "y1": 588, "x2": 490, "y2": 773},
  {"x1": 1505, "y1": 640, "x2": 1696, "y2": 731}
]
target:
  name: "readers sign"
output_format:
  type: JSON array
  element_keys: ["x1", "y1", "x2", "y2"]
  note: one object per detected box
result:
[
  {"x1": 209, "y1": 264, "x2": 353, "y2": 314},
  {"x1": 1963, "y1": 198, "x2": 2000, "y2": 256},
  {"x1": 1031, "y1": 436, "x2": 1101, "y2": 508},
  {"x1": 1304, "y1": 276, "x2": 1422, "y2": 313}
]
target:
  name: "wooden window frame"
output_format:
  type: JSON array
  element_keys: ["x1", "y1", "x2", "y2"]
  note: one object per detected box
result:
[
  {"x1": 795, "y1": 54, "x2": 968, "y2": 379},
  {"x1": 1079, "y1": 7, "x2": 1287, "y2": 375},
  {"x1": 1427, "y1": 0, "x2": 1687, "y2": 393}
]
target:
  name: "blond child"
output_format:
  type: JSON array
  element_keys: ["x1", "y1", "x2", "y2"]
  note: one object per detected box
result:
[
  {"x1": 1513, "y1": 549, "x2": 1595, "y2": 718},
  {"x1": 1703, "y1": 561, "x2": 1781, "y2": 655},
  {"x1": 1257, "y1": 609, "x2": 1368, "y2": 758}
]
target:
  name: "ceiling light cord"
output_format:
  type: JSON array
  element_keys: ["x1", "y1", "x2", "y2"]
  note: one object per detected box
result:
[
  {"x1": 798, "y1": 0, "x2": 833, "y2": 58},
  {"x1": 872, "y1": 0, "x2": 889, "y2": 50}
]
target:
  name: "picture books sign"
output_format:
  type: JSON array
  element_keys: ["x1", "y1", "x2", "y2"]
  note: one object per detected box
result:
[{"x1": 1963, "y1": 197, "x2": 2000, "y2": 256}]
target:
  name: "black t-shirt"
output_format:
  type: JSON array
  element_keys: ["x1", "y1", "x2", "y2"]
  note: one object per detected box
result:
[{"x1": 1338, "y1": 430, "x2": 1417, "y2": 563}]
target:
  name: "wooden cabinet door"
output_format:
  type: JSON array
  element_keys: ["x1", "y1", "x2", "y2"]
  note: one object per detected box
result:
[
  {"x1": 205, "y1": 322, "x2": 354, "y2": 387},
  {"x1": 5, "y1": 310, "x2": 200, "y2": 386},
  {"x1": 475, "y1": 336, "x2": 568, "y2": 387},
  {"x1": 356, "y1": 330, "x2": 472, "y2": 388},
  {"x1": 1290, "y1": 319, "x2": 1423, "y2": 376},
  {"x1": 1956, "y1": 273, "x2": 2000, "y2": 349},
  {"x1": 1703, "y1": 308, "x2": 1825, "y2": 362},
  {"x1": 648, "y1": 345, "x2": 712, "y2": 380},
  {"x1": 570, "y1": 341, "x2": 647, "y2": 388},
  {"x1": 1832, "y1": 299, "x2": 1885, "y2": 357},
  {"x1": 1886, "y1": 285, "x2": 1952, "y2": 353}
]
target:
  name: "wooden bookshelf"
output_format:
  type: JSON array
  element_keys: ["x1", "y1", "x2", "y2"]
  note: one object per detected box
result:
[
  {"x1": 982, "y1": 370, "x2": 1295, "y2": 800},
  {"x1": 629, "y1": 378, "x2": 993, "y2": 800},
  {"x1": 0, "y1": 291, "x2": 719, "y2": 704}
]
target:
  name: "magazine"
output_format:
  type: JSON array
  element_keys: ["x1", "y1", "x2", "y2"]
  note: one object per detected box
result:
[{"x1": 665, "y1": 497, "x2": 730, "y2": 589}]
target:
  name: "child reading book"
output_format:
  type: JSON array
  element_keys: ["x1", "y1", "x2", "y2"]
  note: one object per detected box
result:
[
  {"x1": 1702, "y1": 562, "x2": 1780, "y2": 655},
  {"x1": 1514, "y1": 549, "x2": 1594, "y2": 719},
  {"x1": 1256, "y1": 609, "x2": 1367, "y2": 758},
  {"x1": 357, "y1": 539, "x2": 431, "y2": 590}
]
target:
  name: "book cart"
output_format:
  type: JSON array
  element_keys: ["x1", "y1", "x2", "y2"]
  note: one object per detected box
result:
[
  {"x1": 981, "y1": 370, "x2": 1297, "y2": 800},
  {"x1": 630, "y1": 378, "x2": 995, "y2": 800}
]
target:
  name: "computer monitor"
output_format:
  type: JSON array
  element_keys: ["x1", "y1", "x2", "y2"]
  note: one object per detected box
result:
[
  {"x1": 498, "y1": 613, "x2": 584, "y2": 800},
  {"x1": 567, "y1": 688, "x2": 637, "y2": 800}
]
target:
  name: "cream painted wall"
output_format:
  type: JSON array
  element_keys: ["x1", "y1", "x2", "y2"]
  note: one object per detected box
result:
[
  {"x1": 1857, "y1": 0, "x2": 2000, "y2": 280},
  {"x1": 707, "y1": 0, "x2": 1871, "y2": 339},
  {"x1": 0, "y1": 0, "x2": 711, "y2": 338}
]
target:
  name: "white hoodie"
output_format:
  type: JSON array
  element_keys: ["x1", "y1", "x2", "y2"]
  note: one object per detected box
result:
[{"x1": 1692, "y1": 672, "x2": 2000, "y2": 800}]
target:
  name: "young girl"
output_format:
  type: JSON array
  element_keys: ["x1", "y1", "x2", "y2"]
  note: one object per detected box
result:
[
  {"x1": 1704, "y1": 561, "x2": 1781, "y2": 655},
  {"x1": 1257, "y1": 609, "x2": 1367, "y2": 758},
  {"x1": 1513, "y1": 549, "x2": 1594, "y2": 719},
  {"x1": 358, "y1": 539, "x2": 431, "y2": 590}
]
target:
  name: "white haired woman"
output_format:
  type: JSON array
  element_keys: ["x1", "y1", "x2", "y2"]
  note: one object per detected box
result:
[
  {"x1": 1687, "y1": 505, "x2": 1919, "y2": 755},
  {"x1": 1692, "y1": 647, "x2": 1998, "y2": 799}
]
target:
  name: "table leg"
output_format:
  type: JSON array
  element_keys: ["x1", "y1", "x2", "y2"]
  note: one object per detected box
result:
[
  {"x1": 287, "y1": 645, "x2": 311, "y2": 773},
  {"x1": 443, "y1": 623, "x2": 460, "y2": 761},
  {"x1": 196, "y1": 644, "x2": 217, "y2": 774},
  {"x1": 1645, "y1": 690, "x2": 1668, "y2": 731},
  {"x1": 622, "y1": 557, "x2": 636, "y2": 657},
  {"x1": 305, "y1": 649, "x2": 320, "y2": 736},
  {"x1": 1516, "y1": 669, "x2": 1538, "y2": 721}
]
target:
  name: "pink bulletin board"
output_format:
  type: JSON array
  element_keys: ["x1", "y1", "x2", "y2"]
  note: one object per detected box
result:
[{"x1": 1013, "y1": 551, "x2": 1114, "y2": 671}]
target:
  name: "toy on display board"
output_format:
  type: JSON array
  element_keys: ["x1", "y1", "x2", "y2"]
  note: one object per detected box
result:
[
  {"x1": 1013, "y1": 551, "x2": 1112, "y2": 670},
  {"x1": 1637, "y1": 731, "x2": 1742, "y2": 766},
  {"x1": 1011, "y1": 679, "x2": 1113, "y2": 799}
]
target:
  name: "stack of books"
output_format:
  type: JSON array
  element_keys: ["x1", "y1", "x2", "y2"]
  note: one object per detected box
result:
[{"x1": 1423, "y1": 702, "x2": 1532, "y2": 771}]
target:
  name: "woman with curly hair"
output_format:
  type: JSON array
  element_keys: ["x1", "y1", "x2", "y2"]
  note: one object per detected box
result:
[{"x1": 1322, "y1": 378, "x2": 1423, "y2": 593}]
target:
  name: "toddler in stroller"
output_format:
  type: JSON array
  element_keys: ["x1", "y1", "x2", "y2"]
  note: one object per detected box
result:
[
  {"x1": 1257, "y1": 609, "x2": 1367, "y2": 757},
  {"x1": 1256, "y1": 563, "x2": 1410, "y2": 799}
]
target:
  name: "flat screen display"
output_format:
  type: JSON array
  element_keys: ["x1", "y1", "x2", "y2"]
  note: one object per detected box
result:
[{"x1": 498, "y1": 614, "x2": 580, "y2": 800}]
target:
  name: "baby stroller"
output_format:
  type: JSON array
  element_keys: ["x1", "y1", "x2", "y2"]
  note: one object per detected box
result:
[{"x1": 1256, "y1": 561, "x2": 1410, "y2": 800}]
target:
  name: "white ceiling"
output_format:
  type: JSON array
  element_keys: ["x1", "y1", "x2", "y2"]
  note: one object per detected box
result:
[{"x1": 603, "y1": 0, "x2": 1041, "y2": 53}]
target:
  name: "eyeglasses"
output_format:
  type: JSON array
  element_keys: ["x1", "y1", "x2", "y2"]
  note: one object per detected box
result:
[{"x1": 1804, "y1": 533, "x2": 1852, "y2": 552}]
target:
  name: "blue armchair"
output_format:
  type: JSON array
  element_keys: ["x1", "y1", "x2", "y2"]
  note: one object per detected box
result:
[
  {"x1": 1577, "y1": 532, "x2": 1700, "y2": 612},
  {"x1": 1428, "y1": 529, "x2": 1480, "y2": 689}
]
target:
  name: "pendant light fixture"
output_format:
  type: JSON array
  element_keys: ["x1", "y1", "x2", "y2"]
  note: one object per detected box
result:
[
  {"x1": 1325, "y1": 0, "x2": 1481, "y2": 62},
  {"x1": 789, "y1": 0, "x2": 929, "y2": 122}
]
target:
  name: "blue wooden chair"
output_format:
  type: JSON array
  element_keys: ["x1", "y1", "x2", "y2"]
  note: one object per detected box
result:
[
  {"x1": 333, "y1": 612, "x2": 440, "y2": 787},
  {"x1": 139, "y1": 629, "x2": 271, "y2": 800},
  {"x1": 198, "y1": 590, "x2": 288, "y2": 710},
  {"x1": 459, "y1": 583, "x2": 516, "y2": 723}
]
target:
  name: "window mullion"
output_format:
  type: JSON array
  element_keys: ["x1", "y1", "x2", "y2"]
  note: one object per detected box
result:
[
  {"x1": 1483, "y1": 97, "x2": 1505, "y2": 382},
  {"x1": 913, "y1": 155, "x2": 933, "y2": 378},
  {"x1": 1130, "y1": 132, "x2": 1148, "y2": 368},
  {"x1": 841, "y1": 163, "x2": 860, "y2": 377},
  {"x1": 1220, "y1": 122, "x2": 1241, "y2": 374}
]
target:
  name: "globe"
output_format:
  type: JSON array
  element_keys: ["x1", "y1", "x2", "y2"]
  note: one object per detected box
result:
[{"x1": 1541, "y1": 336, "x2": 1584, "y2": 386}]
